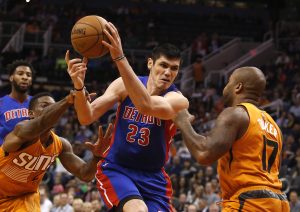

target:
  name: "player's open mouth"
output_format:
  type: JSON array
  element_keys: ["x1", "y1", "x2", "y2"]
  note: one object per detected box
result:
[{"x1": 161, "y1": 79, "x2": 170, "y2": 82}]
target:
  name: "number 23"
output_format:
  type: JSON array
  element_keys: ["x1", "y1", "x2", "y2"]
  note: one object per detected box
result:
[{"x1": 126, "y1": 124, "x2": 150, "y2": 146}]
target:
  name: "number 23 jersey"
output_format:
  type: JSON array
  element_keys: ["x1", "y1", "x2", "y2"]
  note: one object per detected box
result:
[{"x1": 105, "y1": 76, "x2": 177, "y2": 171}]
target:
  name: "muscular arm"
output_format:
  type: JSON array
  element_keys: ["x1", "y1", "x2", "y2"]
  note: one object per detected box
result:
[
  {"x1": 115, "y1": 59, "x2": 189, "y2": 119},
  {"x1": 3, "y1": 97, "x2": 72, "y2": 152},
  {"x1": 74, "y1": 78, "x2": 126, "y2": 125},
  {"x1": 174, "y1": 107, "x2": 249, "y2": 165},
  {"x1": 58, "y1": 137, "x2": 99, "y2": 182}
]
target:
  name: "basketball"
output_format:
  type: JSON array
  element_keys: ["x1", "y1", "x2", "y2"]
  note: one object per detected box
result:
[{"x1": 71, "y1": 15, "x2": 109, "y2": 58}]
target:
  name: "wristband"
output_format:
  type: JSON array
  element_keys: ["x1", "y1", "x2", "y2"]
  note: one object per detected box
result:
[
  {"x1": 113, "y1": 55, "x2": 126, "y2": 62},
  {"x1": 74, "y1": 85, "x2": 85, "y2": 91}
]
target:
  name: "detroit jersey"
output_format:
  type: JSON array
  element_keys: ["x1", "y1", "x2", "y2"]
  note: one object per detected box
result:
[
  {"x1": 0, "y1": 131, "x2": 62, "y2": 200},
  {"x1": 106, "y1": 76, "x2": 177, "y2": 171},
  {"x1": 0, "y1": 95, "x2": 32, "y2": 145}
]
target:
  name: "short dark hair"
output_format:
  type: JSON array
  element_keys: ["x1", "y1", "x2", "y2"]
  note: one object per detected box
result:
[
  {"x1": 7, "y1": 60, "x2": 35, "y2": 76},
  {"x1": 29, "y1": 92, "x2": 53, "y2": 110},
  {"x1": 151, "y1": 43, "x2": 182, "y2": 63}
]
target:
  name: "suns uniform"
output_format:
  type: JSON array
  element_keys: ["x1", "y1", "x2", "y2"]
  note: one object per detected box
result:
[
  {"x1": 0, "y1": 95, "x2": 32, "y2": 145},
  {"x1": 218, "y1": 103, "x2": 289, "y2": 212},
  {"x1": 0, "y1": 131, "x2": 62, "y2": 212},
  {"x1": 96, "y1": 76, "x2": 177, "y2": 211}
]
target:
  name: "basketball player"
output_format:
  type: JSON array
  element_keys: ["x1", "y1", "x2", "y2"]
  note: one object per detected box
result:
[
  {"x1": 0, "y1": 92, "x2": 112, "y2": 211},
  {"x1": 65, "y1": 24, "x2": 189, "y2": 211},
  {"x1": 0, "y1": 60, "x2": 34, "y2": 145},
  {"x1": 173, "y1": 67, "x2": 290, "y2": 211}
]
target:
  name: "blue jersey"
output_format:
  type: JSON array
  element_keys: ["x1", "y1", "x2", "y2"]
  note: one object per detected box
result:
[
  {"x1": 0, "y1": 95, "x2": 32, "y2": 145},
  {"x1": 106, "y1": 76, "x2": 177, "y2": 171}
]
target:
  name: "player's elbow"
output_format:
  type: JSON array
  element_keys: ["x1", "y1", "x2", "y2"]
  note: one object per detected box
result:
[
  {"x1": 136, "y1": 104, "x2": 152, "y2": 115},
  {"x1": 79, "y1": 175, "x2": 94, "y2": 182},
  {"x1": 79, "y1": 118, "x2": 93, "y2": 126},
  {"x1": 77, "y1": 114, "x2": 94, "y2": 126}
]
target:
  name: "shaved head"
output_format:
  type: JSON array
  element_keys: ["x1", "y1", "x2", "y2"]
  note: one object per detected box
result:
[
  {"x1": 223, "y1": 67, "x2": 266, "y2": 106},
  {"x1": 232, "y1": 67, "x2": 266, "y2": 97}
]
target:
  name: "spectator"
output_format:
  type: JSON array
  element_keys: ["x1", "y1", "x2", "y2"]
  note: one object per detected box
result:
[
  {"x1": 82, "y1": 202, "x2": 93, "y2": 212},
  {"x1": 289, "y1": 191, "x2": 300, "y2": 212},
  {"x1": 72, "y1": 198, "x2": 83, "y2": 212},
  {"x1": 40, "y1": 185, "x2": 53, "y2": 212},
  {"x1": 186, "y1": 203, "x2": 198, "y2": 212},
  {"x1": 50, "y1": 194, "x2": 61, "y2": 212},
  {"x1": 193, "y1": 56, "x2": 205, "y2": 90},
  {"x1": 208, "y1": 202, "x2": 220, "y2": 212},
  {"x1": 91, "y1": 199, "x2": 103, "y2": 212},
  {"x1": 56, "y1": 193, "x2": 73, "y2": 212},
  {"x1": 203, "y1": 182, "x2": 220, "y2": 205}
]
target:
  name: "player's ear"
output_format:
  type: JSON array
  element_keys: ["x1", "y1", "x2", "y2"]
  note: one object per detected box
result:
[
  {"x1": 235, "y1": 82, "x2": 243, "y2": 93},
  {"x1": 147, "y1": 58, "x2": 153, "y2": 70},
  {"x1": 9, "y1": 75, "x2": 13, "y2": 82}
]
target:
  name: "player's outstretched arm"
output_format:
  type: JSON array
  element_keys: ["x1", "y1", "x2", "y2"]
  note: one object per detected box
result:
[
  {"x1": 2, "y1": 94, "x2": 74, "y2": 152},
  {"x1": 102, "y1": 22, "x2": 189, "y2": 119},
  {"x1": 173, "y1": 107, "x2": 249, "y2": 165},
  {"x1": 65, "y1": 51, "x2": 126, "y2": 125},
  {"x1": 58, "y1": 124, "x2": 113, "y2": 182}
]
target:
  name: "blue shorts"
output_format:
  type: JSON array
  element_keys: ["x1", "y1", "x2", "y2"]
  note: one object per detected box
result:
[{"x1": 95, "y1": 160, "x2": 173, "y2": 211}]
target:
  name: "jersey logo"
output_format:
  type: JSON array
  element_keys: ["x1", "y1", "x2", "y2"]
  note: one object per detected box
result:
[
  {"x1": 123, "y1": 106, "x2": 161, "y2": 126},
  {"x1": 257, "y1": 118, "x2": 278, "y2": 138},
  {"x1": 13, "y1": 153, "x2": 58, "y2": 171},
  {"x1": 4, "y1": 108, "x2": 29, "y2": 122}
]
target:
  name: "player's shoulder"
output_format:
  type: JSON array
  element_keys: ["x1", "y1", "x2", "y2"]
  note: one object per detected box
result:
[
  {"x1": 219, "y1": 106, "x2": 249, "y2": 124},
  {"x1": 0, "y1": 95, "x2": 9, "y2": 102}
]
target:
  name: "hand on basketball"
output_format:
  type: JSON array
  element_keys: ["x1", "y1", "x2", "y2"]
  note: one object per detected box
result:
[
  {"x1": 102, "y1": 22, "x2": 124, "y2": 60},
  {"x1": 65, "y1": 50, "x2": 88, "y2": 89},
  {"x1": 84, "y1": 123, "x2": 113, "y2": 159}
]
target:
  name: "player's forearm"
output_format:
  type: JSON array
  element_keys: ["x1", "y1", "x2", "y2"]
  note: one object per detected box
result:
[
  {"x1": 115, "y1": 58, "x2": 152, "y2": 112},
  {"x1": 181, "y1": 133, "x2": 212, "y2": 165},
  {"x1": 177, "y1": 121, "x2": 211, "y2": 164},
  {"x1": 77, "y1": 156, "x2": 99, "y2": 182},
  {"x1": 74, "y1": 90, "x2": 94, "y2": 125},
  {"x1": 16, "y1": 98, "x2": 71, "y2": 140}
]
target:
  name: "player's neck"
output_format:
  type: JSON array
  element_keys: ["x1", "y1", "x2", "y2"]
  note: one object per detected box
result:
[
  {"x1": 9, "y1": 90, "x2": 28, "y2": 103},
  {"x1": 234, "y1": 97, "x2": 258, "y2": 106}
]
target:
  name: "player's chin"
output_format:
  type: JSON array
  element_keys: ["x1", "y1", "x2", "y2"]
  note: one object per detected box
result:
[
  {"x1": 159, "y1": 81, "x2": 171, "y2": 89},
  {"x1": 16, "y1": 86, "x2": 29, "y2": 93}
]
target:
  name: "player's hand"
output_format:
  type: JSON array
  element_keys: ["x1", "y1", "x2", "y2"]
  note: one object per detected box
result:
[
  {"x1": 84, "y1": 123, "x2": 113, "y2": 159},
  {"x1": 65, "y1": 50, "x2": 88, "y2": 89},
  {"x1": 172, "y1": 109, "x2": 195, "y2": 127},
  {"x1": 102, "y1": 22, "x2": 124, "y2": 61},
  {"x1": 66, "y1": 90, "x2": 75, "y2": 104}
]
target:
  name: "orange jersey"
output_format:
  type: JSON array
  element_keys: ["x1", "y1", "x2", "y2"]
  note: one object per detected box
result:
[
  {"x1": 218, "y1": 103, "x2": 283, "y2": 200},
  {"x1": 0, "y1": 131, "x2": 62, "y2": 200}
]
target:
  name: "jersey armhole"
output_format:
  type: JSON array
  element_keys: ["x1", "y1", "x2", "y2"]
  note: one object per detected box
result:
[{"x1": 235, "y1": 105, "x2": 251, "y2": 143}]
